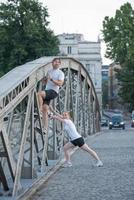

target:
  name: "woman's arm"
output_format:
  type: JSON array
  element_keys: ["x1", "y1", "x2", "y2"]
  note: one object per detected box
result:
[
  {"x1": 49, "y1": 106, "x2": 63, "y2": 118},
  {"x1": 51, "y1": 115, "x2": 65, "y2": 122}
]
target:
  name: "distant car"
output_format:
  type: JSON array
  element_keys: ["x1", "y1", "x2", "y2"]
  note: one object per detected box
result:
[
  {"x1": 101, "y1": 118, "x2": 108, "y2": 127},
  {"x1": 131, "y1": 120, "x2": 134, "y2": 127},
  {"x1": 109, "y1": 114, "x2": 125, "y2": 130},
  {"x1": 131, "y1": 111, "x2": 134, "y2": 127}
]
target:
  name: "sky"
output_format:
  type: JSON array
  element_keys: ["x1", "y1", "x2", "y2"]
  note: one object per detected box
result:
[
  {"x1": 41, "y1": 0, "x2": 134, "y2": 65},
  {"x1": 0, "y1": 0, "x2": 134, "y2": 64}
]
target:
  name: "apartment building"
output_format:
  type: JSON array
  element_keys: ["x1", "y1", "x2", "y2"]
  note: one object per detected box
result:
[
  {"x1": 58, "y1": 33, "x2": 102, "y2": 110},
  {"x1": 108, "y1": 62, "x2": 121, "y2": 109}
]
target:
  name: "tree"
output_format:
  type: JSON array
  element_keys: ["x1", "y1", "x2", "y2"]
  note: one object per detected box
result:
[
  {"x1": 0, "y1": 0, "x2": 59, "y2": 76},
  {"x1": 102, "y1": 2, "x2": 134, "y2": 110}
]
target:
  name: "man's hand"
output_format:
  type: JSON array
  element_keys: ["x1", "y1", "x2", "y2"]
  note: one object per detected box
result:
[{"x1": 42, "y1": 76, "x2": 47, "y2": 84}]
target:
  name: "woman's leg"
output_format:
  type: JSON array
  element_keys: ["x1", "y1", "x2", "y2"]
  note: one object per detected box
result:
[
  {"x1": 80, "y1": 143, "x2": 100, "y2": 161},
  {"x1": 63, "y1": 142, "x2": 75, "y2": 163}
]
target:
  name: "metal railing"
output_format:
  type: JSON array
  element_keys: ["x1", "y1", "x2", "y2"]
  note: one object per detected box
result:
[{"x1": 0, "y1": 56, "x2": 100, "y2": 197}]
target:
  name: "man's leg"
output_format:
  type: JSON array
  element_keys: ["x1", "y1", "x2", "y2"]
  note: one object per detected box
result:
[
  {"x1": 37, "y1": 91, "x2": 46, "y2": 112},
  {"x1": 42, "y1": 104, "x2": 49, "y2": 131}
]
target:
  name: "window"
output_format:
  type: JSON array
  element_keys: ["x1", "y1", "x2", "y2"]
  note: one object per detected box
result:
[
  {"x1": 86, "y1": 64, "x2": 91, "y2": 72},
  {"x1": 102, "y1": 71, "x2": 108, "y2": 76},
  {"x1": 67, "y1": 46, "x2": 72, "y2": 54}
]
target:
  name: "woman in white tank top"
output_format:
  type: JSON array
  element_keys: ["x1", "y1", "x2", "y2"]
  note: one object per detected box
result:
[{"x1": 50, "y1": 111, "x2": 103, "y2": 167}]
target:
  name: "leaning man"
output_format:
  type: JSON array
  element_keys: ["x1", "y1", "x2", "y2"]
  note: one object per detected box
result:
[{"x1": 37, "y1": 58, "x2": 64, "y2": 133}]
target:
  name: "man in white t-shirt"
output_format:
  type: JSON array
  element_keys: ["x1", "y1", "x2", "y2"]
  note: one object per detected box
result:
[{"x1": 37, "y1": 58, "x2": 64, "y2": 132}]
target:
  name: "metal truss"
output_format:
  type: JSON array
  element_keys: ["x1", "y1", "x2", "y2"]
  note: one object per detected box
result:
[{"x1": 0, "y1": 57, "x2": 100, "y2": 197}]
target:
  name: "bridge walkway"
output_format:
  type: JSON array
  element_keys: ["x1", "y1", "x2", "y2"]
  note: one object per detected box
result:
[{"x1": 21, "y1": 128, "x2": 134, "y2": 200}]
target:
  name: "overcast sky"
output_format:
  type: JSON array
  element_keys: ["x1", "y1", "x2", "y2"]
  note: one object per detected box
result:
[
  {"x1": 42, "y1": 0, "x2": 134, "y2": 64},
  {"x1": 0, "y1": 0, "x2": 134, "y2": 64}
]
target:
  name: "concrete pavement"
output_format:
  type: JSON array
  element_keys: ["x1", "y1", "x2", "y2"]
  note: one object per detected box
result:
[{"x1": 27, "y1": 128, "x2": 134, "y2": 200}]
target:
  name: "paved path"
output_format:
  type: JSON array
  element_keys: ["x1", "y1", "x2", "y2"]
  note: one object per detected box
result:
[{"x1": 28, "y1": 128, "x2": 134, "y2": 200}]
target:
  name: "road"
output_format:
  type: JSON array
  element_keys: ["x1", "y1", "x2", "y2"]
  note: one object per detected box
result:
[{"x1": 27, "y1": 127, "x2": 134, "y2": 200}]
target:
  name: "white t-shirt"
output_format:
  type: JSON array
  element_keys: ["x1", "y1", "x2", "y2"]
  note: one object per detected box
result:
[
  {"x1": 45, "y1": 68, "x2": 64, "y2": 93},
  {"x1": 63, "y1": 119, "x2": 81, "y2": 141}
]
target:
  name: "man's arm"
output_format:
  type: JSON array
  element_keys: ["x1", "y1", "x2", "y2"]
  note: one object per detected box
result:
[
  {"x1": 41, "y1": 76, "x2": 48, "y2": 85},
  {"x1": 50, "y1": 78, "x2": 64, "y2": 86}
]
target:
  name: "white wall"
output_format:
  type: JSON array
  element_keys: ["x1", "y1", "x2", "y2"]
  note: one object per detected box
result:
[{"x1": 58, "y1": 33, "x2": 102, "y2": 111}]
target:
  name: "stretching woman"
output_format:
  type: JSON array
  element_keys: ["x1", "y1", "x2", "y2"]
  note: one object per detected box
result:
[{"x1": 50, "y1": 111, "x2": 103, "y2": 167}]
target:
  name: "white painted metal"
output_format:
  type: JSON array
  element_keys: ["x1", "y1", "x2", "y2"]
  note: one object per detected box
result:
[{"x1": 0, "y1": 57, "x2": 100, "y2": 197}]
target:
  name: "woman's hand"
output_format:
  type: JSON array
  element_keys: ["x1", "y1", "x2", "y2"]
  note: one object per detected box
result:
[{"x1": 49, "y1": 115, "x2": 65, "y2": 122}]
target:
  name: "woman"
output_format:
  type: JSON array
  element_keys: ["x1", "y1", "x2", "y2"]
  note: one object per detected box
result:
[{"x1": 50, "y1": 111, "x2": 103, "y2": 167}]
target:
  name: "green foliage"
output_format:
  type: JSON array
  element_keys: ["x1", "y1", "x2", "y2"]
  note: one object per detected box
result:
[
  {"x1": 102, "y1": 3, "x2": 134, "y2": 64},
  {"x1": 102, "y1": 2, "x2": 134, "y2": 109},
  {"x1": 115, "y1": 62, "x2": 134, "y2": 109},
  {"x1": 0, "y1": 0, "x2": 59, "y2": 76}
]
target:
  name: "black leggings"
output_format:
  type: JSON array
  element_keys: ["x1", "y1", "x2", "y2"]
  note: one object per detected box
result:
[{"x1": 71, "y1": 137, "x2": 85, "y2": 147}]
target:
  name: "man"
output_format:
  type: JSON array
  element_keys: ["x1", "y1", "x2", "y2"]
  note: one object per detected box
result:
[{"x1": 37, "y1": 58, "x2": 64, "y2": 132}]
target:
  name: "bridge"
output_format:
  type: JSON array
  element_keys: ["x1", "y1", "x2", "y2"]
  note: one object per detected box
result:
[{"x1": 0, "y1": 57, "x2": 100, "y2": 198}]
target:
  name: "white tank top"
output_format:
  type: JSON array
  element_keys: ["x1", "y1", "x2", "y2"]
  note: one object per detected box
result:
[{"x1": 64, "y1": 119, "x2": 81, "y2": 140}]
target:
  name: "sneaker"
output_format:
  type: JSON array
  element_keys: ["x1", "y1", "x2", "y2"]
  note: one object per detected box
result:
[
  {"x1": 42, "y1": 127, "x2": 47, "y2": 134},
  {"x1": 36, "y1": 126, "x2": 47, "y2": 135},
  {"x1": 62, "y1": 162, "x2": 72, "y2": 168},
  {"x1": 96, "y1": 160, "x2": 103, "y2": 167},
  {"x1": 48, "y1": 112, "x2": 53, "y2": 118}
]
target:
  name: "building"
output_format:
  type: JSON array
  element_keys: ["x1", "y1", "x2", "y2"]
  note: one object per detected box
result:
[
  {"x1": 58, "y1": 33, "x2": 102, "y2": 111},
  {"x1": 108, "y1": 62, "x2": 122, "y2": 109},
  {"x1": 101, "y1": 65, "x2": 109, "y2": 109},
  {"x1": 102, "y1": 65, "x2": 109, "y2": 82}
]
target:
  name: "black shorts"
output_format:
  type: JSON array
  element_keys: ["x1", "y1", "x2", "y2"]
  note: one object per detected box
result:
[
  {"x1": 71, "y1": 137, "x2": 85, "y2": 147},
  {"x1": 43, "y1": 89, "x2": 58, "y2": 105}
]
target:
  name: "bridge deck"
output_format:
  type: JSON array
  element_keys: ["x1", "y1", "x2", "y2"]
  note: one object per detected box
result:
[{"x1": 22, "y1": 128, "x2": 134, "y2": 200}]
